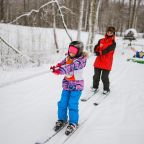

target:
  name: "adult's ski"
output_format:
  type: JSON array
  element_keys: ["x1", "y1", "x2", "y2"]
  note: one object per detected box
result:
[
  {"x1": 93, "y1": 93, "x2": 110, "y2": 106},
  {"x1": 81, "y1": 90, "x2": 99, "y2": 102},
  {"x1": 35, "y1": 122, "x2": 68, "y2": 144}
]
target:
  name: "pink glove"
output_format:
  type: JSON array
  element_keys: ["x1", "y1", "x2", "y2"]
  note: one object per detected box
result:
[
  {"x1": 53, "y1": 69, "x2": 60, "y2": 75},
  {"x1": 50, "y1": 63, "x2": 61, "y2": 70},
  {"x1": 56, "y1": 63, "x2": 62, "y2": 68},
  {"x1": 50, "y1": 66, "x2": 56, "y2": 70}
]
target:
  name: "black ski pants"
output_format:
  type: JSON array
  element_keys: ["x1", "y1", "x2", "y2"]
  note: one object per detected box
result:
[{"x1": 93, "y1": 68, "x2": 110, "y2": 91}]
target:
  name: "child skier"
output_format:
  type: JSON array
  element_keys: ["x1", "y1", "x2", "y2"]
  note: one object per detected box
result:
[
  {"x1": 92, "y1": 26, "x2": 116, "y2": 95},
  {"x1": 50, "y1": 41, "x2": 88, "y2": 135}
]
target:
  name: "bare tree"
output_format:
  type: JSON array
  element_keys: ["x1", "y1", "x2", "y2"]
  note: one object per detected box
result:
[
  {"x1": 84, "y1": 0, "x2": 90, "y2": 31},
  {"x1": 0, "y1": 0, "x2": 4, "y2": 21},
  {"x1": 10, "y1": 1, "x2": 54, "y2": 24},
  {"x1": 77, "y1": 0, "x2": 84, "y2": 41},
  {"x1": 10, "y1": 0, "x2": 73, "y2": 41},
  {"x1": 52, "y1": 3, "x2": 59, "y2": 53},
  {"x1": 128, "y1": 0, "x2": 133, "y2": 28},
  {"x1": 86, "y1": 0, "x2": 101, "y2": 51},
  {"x1": 55, "y1": 0, "x2": 72, "y2": 41},
  {"x1": 130, "y1": 0, "x2": 137, "y2": 28},
  {"x1": 133, "y1": 0, "x2": 142, "y2": 28},
  {"x1": 95, "y1": 0, "x2": 102, "y2": 32},
  {"x1": 23, "y1": 0, "x2": 28, "y2": 25},
  {"x1": 1, "y1": 0, "x2": 144, "y2": 34},
  {"x1": 86, "y1": 0, "x2": 96, "y2": 51}
]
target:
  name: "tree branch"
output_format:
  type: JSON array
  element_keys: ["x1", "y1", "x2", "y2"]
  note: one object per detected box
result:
[
  {"x1": 0, "y1": 36, "x2": 35, "y2": 63},
  {"x1": 10, "y1": 0, "x2": 55, "y2": 24},
  {"x1": 9, "y1": 0, "x2": 72, "y2": 41},
  {"x1": 55, "y1": 0, "x2": 73, "y2": 41}
]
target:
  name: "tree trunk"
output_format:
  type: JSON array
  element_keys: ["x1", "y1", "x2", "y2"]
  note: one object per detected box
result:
[
  {"x1": 86, "y1": 0, "x2": 101, "y2": 52},
  {"x1": 133, "y1": 0, "x2": 142, "y2": 28},
  {"x1": 55, "y1": 0, "x2": 73, "y2": 41},
  {"x1": 128, "y1": 0, "x2": 133, "y2": 28},
  {"x1": 120, "y1": 0, "x2": 125, "y2": 36},
  {"x1": 77, "y1": 0, "x2": 84, "y2": 41},
  {"x1": 95, "y1": 0, "x2": 101, "y2": 32},
  {"x1": 0, "y1": 0, "x2": 4, "y2": 21},
  {"x1": 52, "y1": 3, "x2": 59, "y2": 53},
  {"x1": 84, "y1": 0, "x2": 90, "y2": 31},
  {"x1": 23, "y1": 0, "x2": 28, "y2": 25},
  {"x1": 131, "y1": 0, "x2": 137, "y2": 28}
]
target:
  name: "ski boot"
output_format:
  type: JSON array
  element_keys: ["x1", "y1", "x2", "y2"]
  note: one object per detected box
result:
[
  {"x1": 91, "y1": 87, "x2": 99, "y2": 93},
  {"x1": 54, "y1": 120, "x2": 67, "y2": 132},
  {"x1": 103, "y1": 90, "x2": 110, "y2": 95},
  {"x1": 65, "y1": 123, "x2": 77, "y2": 136}
]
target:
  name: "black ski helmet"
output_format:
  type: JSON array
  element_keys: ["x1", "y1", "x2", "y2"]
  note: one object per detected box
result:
[{"x1": 69, "y1": 41, "x2": 84, "y2": 58}]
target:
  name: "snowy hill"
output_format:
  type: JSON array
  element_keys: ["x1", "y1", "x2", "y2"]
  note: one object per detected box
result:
[{"x1": 0, "y1": 25, "x2": 144, "y2": 144}]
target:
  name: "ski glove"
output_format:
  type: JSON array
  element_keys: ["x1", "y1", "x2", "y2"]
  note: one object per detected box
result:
[
  {"x1": 50, "y1": 66, "x2": 56, "y2": 70},
  {"x1": 95, "y1": 51, "x2": 102, "y2": 56},
  {"x1": 50, "y1": 66, "x2": 60, "y2": 75},
  {"x1": 56, "y1": 63, "x2": 62, "y2": 67},
  {"x1": 52, "y1": 69, "x2": 60, "y2": 75},
  {"x1": 95, "y1": 52, "x2": 100, "y2": 56},
  {"x1": 50, "y1": 63, "x2": 62, "y2": 70}
]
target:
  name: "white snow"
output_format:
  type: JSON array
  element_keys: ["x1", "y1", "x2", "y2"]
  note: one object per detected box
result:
[{"x1": 0, "y1": 25, "x2": 144, "y2": 144}]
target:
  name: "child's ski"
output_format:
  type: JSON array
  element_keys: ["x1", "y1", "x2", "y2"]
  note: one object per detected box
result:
[
  {"x1": 35, "y1": 122, "x2": 68, "y2": 144},
  {"x1": 81, "y1": 90, "x2": 99, "y2": 102},
  {"x1": 62, "y1": 119, "x2": 87, "y2": 144}
]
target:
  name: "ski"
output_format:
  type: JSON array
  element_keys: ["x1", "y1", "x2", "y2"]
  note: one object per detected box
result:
[
  {"x1": 62, "y1": 119, "x2": 87, "y2": 144},
  {"x1": 35, "y1": 122, "x2": 68, "y2": 144},
  {"x1": 81, "y1": 90, "x2": 99, "y2": 102},
  {"x1": 93, "y1": 93, "x2": 109, "y2": 106}
]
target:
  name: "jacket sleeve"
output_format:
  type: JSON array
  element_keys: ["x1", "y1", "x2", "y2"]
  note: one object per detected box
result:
[
  {"x1": 59, "y1": 56, "x2": 87, "y2": 75},
  {"x1": 58, "y1": 58, "x2": 66, "y2": 65},
  {"x1": 94, "y1": 40, "x2": 100, "y2": 53},
  {"x1": 101, "y1": 41, "x2": 116, "y2": 55}
]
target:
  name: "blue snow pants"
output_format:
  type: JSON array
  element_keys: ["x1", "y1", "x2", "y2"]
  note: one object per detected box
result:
[{"x1": 57, "y1": 89, "x2": 82, "y2": 125}]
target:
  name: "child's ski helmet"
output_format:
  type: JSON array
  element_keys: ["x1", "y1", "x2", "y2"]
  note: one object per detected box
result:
[{"x1": 69, "y1": 41, "x2": 84, "y2": 58}]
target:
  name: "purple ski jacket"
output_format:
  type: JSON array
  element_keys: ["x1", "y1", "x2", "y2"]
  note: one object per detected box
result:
[{"x1": 58, "y1": 54, "x2": 87, "y2": 91}]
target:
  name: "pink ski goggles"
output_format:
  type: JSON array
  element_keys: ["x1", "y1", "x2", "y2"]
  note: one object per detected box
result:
[{"x1": 69, "y1": 46, "x2": 78, "y2": 54}]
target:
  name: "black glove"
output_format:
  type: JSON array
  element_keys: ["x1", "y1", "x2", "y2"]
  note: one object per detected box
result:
[{"x1": 95, "y1": 51, "x2": 100, "y2": 56}]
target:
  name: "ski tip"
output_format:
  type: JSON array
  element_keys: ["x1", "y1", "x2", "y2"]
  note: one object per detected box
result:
[
  {"x1": 65, "y1": 131, "x2": 70, "y2": 136},
  {"x1": 81, "y1": 99, "x2": 87, "y2": 102},
  {"x1": 35, "y1": 142, "x2": 42, "y2": 144},
  {"x1": 93, "y1": 103, "x2": 99, "y2": 106}
]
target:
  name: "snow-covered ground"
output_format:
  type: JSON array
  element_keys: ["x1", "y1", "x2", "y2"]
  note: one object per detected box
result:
[{"x1": 0, "y1": 25, "x2": 144, "y2": 144}]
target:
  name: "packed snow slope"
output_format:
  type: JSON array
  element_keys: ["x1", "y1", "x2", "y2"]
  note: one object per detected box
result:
[{"x1": 0, "y1": 37, "x2": 144, "y2": 144}]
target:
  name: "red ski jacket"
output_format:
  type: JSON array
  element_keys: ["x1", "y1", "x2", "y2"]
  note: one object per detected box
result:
[{"x1": 93, "y1": 35, "x2": 116, "y2": 70}]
